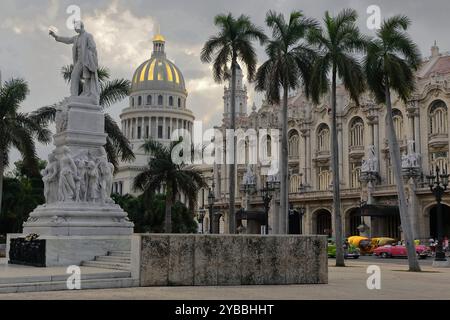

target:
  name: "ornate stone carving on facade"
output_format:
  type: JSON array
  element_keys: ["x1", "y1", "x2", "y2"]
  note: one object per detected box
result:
[
  {"x1": 402, "y1": 140, "x2": 421, "y2": 169},
  {"x1": 361, "y1": 145, "x2": 378, "y2": 173},
  {"x1": 242, "y1": 165, "x2": 256, "y2": 186}
]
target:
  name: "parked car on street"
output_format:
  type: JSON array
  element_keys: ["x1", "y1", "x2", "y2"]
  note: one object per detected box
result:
[
  {"x1": 348, "y1": 236, "x2": 397, "y2": 255},
  {"x1": 328, "y1": 238, "x2": 360, "y2": 259},
  {"x1": 373, "y1": 244, "x2": 430, "y2": 259}
]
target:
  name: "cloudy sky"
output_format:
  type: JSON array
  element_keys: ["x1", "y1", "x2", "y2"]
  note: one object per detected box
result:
[{"x1": 1, "y1": 0, "x2": 450, "y2": 167}]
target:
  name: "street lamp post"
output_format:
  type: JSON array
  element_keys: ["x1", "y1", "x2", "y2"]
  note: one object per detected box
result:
[
  {"x1": 208, "y1": 188, "x2": 215, "y2": 234},
  {"x1": 198, "y1": 209, "x2": 206, "y2": 234},
  {"x1": 261, "y1": 178, "x2": 280, "y2": 235},
  {"x1": 426, "y1": 165, "x2": 449, "y2": 262}
]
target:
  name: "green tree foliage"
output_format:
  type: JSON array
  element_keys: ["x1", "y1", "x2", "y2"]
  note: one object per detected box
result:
[
  {"x1": 0, "y1": 160, "x2": 46, "y2": 236},
  {"x1": 112, "y1": 193, "x2": 198, "y2": 233}
]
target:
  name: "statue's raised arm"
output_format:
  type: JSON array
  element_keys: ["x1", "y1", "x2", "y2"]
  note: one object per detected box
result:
[{"x1": 49, "y1": 21, "x2": 100, "y2": 104}]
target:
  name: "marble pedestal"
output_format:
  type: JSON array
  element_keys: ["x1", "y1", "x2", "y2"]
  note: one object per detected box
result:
[{"x1": 8, "y1": 96, "x2": 134, "y2": 266}]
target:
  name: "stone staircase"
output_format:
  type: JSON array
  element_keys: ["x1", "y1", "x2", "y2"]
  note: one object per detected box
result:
[
  {"x1": 81, "y1": 251, "x2": 131, "y2": 271},
  {"x1": 0, "y1": 251, "x2": 136, "y2": 293}
]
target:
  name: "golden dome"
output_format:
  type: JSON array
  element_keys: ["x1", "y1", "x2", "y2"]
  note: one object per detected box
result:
[
  {"x1": 152, "y1": 34, "x2": 165, "y2": 42},
  {"x1": 131, "y1": 57, "x2": 186, "y2": 94}
]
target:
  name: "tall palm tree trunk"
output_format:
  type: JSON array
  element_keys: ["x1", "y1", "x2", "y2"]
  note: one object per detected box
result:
[
  {"x1": 228, "y1": 59, "x2": 237, "y2": 234},
  {"x1": 165, "y1": 188, "x2": 173, "y2": 233},
  {"x1": 384, "y1": 77, "x2": 421, "y2": 272},
  {"x1": 331, "y1": 66, "x2": 345, "y2": 266},
  {"x1": 279, "y1": 86, "x2": 289, "y2": 234}
]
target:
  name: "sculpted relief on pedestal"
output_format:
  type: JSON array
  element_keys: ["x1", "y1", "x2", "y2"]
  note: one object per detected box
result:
[{"x1": 42, "y1": 146, "x2": 115, "y2": 206}]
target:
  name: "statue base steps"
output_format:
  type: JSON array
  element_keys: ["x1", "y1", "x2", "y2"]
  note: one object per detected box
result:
[{"x1": 6, "y1": 234, "x2": 131, "y2": 267}]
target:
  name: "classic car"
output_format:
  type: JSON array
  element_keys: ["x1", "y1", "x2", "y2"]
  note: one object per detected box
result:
[
  {"x1": 373, "y1": 244, "x2": 430, "y2": 259},
  {"x1": 328, "y1": 238, "x2": 360, "y2": 259},
  {"x1": 348, "y1": 236, "x2": 397, "y2": 255}
]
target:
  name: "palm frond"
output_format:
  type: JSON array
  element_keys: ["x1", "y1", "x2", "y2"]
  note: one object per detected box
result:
[
  {"x1": 104, "y1": 114, "x2": 135, "y2": 162},
  {"x1": 100, "y1": 79, "x2": 131, "y2": 109},
  {"x1": 0, "y1": 79, "x2": 29, "y2": 118}
]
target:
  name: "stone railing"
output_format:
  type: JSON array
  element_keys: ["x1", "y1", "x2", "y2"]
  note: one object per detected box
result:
[{"x1": 132, "y1": 234, "x2": 328, "y2": 286}]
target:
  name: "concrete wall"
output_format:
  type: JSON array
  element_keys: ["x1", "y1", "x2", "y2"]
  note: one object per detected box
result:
[{"x1": 132, "y1": 234, "x2": 328, "y2": 286}]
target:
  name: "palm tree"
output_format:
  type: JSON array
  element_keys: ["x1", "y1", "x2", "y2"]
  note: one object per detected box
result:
[
  {"x1": 255, "y1": 10, "x2": 318, "y2": 234},
  {"x1": 0, "y1": 78, "x2": 52, "y2": 217},
  {"x1": 364, "y1": 15, "x2": 422, "y2": 272},
  {"x1": 308, "y1": 9, "x2": 367, "y2": 266},
  {"x1": 32, "y1": 65, "x2": 134, "y2": 168},
  {"x1": 133, "y1": 138, "x2": 207, "y2": 233},
  {"x1": 200, "y1": 13, "x2": 267, "y2": 234}
]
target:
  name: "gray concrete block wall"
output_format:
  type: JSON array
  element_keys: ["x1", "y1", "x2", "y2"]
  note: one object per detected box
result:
[{"x1": 138, "y1": 234, "x2": 328, "y2": 287}]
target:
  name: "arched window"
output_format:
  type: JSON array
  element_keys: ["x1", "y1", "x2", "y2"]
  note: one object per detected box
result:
[
  {"x1": 349, "y1": 117, "x2": 364, "y2": 147},
  {"x1": 169, "y1": 96, "x2": 174, "y2": 106},
  {"x1": 147, "y1": 95, "x2": 152, "y2": 105},
  {"x1": 429, "y1": 100, "x2": 448, "y2": 135},
  {"x1": 288, "y1": 130, "x2": 300, "y2": 158},
  {"x1": 317, "y1": 124, "x2": 330, "y2": 152},
  {"x1": 318, "y1": 167, "x2": 331, "y2": 191},
  {"x1": 350, "y1": 162, "x2": 361, "y2": 188},
  {"x1": 392, "y1": 109, "x2": 404, "y2": 141},
  {"x1": 138, "y1": 96, "x2": 142, "y2": 106},
  {"x1": 178, "y1": 98, "x2": 181, "y2": 108},
  {"x1": 131, "y1": 97, "x2": 135, "y2": 107}
]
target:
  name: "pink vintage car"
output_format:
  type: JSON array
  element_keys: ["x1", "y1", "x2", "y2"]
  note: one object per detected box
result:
[{"x1": 373, "y1": 244, "x2": 430, "y2": 259}]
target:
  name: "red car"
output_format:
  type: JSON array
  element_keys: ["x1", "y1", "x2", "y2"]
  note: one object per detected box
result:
[{"x1": 373, "y1": 244, "x2": 430, "y2": 259}]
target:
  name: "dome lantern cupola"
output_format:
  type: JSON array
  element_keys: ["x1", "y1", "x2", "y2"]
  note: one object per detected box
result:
[{"x1": 152, "y1": 33, "x2": 166, "y2": 58}]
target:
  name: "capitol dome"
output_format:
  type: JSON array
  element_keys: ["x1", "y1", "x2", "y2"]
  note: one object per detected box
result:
[{"x1": 131, "y1": 34, "x2": 186, "y2": 95}]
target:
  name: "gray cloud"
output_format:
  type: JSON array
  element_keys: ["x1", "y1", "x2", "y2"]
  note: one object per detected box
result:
[{"x1": 2, "y1": 0, "x2": 450, "y2": 168}]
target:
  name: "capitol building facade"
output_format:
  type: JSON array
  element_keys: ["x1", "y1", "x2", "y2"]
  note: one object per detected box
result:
[{"x1": 114, "y1": 37, "x2": 450, "y2": 241}]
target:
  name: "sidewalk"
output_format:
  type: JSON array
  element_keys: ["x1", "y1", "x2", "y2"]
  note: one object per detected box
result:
[{"x1": 1, "y1": 259, "x2": 449, "y2": 299}]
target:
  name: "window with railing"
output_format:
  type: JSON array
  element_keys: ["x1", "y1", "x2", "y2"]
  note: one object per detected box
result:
[
  {"x1": 430, "y1": 151, "x2": 448, "y2": 171},
  {"x1": 318, "y1": 167, "x2": 331, "y2": 191},
  {"x1": 350, "y1": 162, "x2": 361, "y2": 188},
  {"x1": 290, "y1": 174, "x2": 301, "y2": 193}
]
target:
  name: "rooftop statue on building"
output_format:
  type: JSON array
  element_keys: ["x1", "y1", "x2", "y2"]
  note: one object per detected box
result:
[{"x1": 361, "y1": 145, "x2": 378, "y2": 173}]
